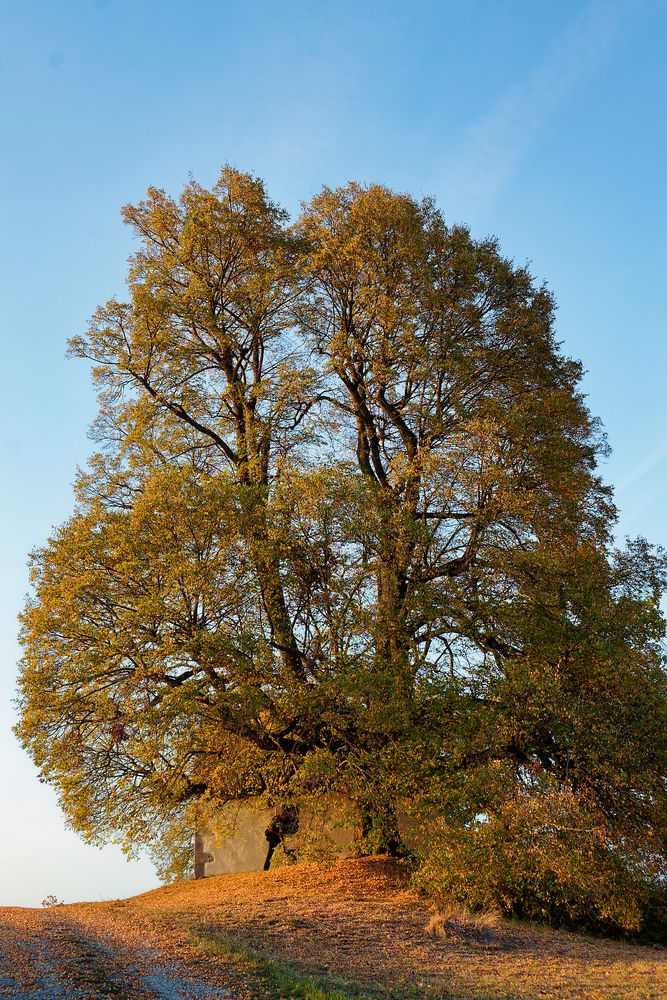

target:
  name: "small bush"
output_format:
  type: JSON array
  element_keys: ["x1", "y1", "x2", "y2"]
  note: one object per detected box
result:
[{"x1": 41, "y1": 894, "x2": 63, "y2": 907}]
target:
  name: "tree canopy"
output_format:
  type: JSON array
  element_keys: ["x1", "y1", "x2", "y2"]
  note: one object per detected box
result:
[{"x1": 16, "y1": 168, "x2": 667, "y2": 931}]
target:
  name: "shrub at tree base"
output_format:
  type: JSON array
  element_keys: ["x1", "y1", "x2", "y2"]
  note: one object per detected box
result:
[
  {"x1": 411, "y1": 785, "x2": 664, "y2": 933},
  {"x1": 15, "y1": 168, "x2": 667, "y2": 933}
]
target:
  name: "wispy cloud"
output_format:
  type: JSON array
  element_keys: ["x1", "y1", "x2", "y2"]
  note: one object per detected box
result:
[
  {"x1": 618, "y1": 485, "x2": 667, "y2": 532},
  {"x1": 617, "y1": 441, "x2": 667, "y2": 494},
  {"x1": 438, "y1": 1, "x2": 630, "y2": 218},
  {"x1": 610, "y1": 440, "x2": 667, "y2": 534}
]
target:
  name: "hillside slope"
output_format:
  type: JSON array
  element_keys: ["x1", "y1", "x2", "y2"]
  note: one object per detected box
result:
[{"x1": 1, "y1": 857, "x2": 666, "y2": 998}]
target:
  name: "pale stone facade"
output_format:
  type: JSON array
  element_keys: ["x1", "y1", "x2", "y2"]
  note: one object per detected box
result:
[{"x1": 194, "y1": 797, "x2": 360, "y2": 878}]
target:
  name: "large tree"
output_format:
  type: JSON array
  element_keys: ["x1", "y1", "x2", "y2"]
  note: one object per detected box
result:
[{"x1": 16, "y1": 169, "x2": 667, "y2": 928}]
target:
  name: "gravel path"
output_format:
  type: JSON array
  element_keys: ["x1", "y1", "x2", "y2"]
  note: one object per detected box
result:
[{"x1": 0, "y1": 907, "x2": 236, "y2": 999}]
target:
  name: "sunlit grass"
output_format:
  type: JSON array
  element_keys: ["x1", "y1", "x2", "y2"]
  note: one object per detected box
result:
[{"x1": 190, "y1": 927, "x2": 391, "y2": 999}]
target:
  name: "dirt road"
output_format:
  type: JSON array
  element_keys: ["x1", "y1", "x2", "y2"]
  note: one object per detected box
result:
[{"x1": 0, "y1": 906, "x2": 237, "y2": 999}]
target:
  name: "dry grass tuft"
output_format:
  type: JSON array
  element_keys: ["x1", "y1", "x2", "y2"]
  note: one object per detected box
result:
[{"x1": 426, "y1": 903, "x2": 499, "y2": 943}]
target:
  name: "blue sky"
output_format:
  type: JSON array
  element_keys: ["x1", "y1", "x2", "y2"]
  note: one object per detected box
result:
[{"x1": 1, "y1": 0, "x2": 665, "y2": 906}]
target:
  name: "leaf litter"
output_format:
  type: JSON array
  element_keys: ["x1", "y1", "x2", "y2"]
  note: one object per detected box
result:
[{"x1": 0, "y1": 857, "x2": 666, "y2": 998}]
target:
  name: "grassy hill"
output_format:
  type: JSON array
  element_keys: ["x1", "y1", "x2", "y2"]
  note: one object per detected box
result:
[{"x1": 53, "y1": 855, "x2": 666, "y2": 999}]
